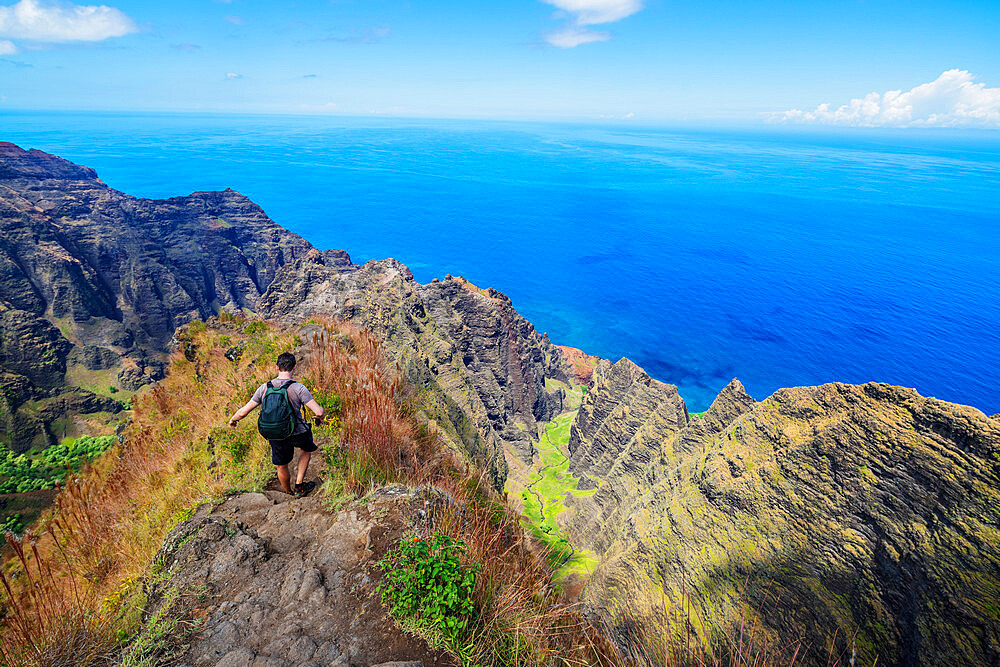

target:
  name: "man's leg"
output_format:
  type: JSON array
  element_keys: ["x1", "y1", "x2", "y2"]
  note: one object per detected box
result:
[
  {"x1": 295, "y1": 450, "x2": 311, "y2": 486},
  {"x1": 276, "y1": 463, "x2": 292, "y2": 494}
]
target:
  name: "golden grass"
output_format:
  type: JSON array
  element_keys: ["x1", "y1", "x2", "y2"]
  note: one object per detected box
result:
[
  {"x1": 302, "y1": 318, "x2": 620, "y2": 666},
  {"x1": 0, "y1": 313, "x2": 289, "y2": 665},
  {"x1": 0, "y1": 314, "x2": 620, "y2": 667}
]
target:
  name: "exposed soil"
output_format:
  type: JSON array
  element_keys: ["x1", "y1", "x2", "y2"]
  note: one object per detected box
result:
[{"x1": 554, "y1": 346, "x2": 600, "y2": 384}]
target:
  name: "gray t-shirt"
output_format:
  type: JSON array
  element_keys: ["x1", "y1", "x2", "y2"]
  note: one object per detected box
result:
[{"x1": 252, "y1": 378, "x2": 314, "y2": 435}]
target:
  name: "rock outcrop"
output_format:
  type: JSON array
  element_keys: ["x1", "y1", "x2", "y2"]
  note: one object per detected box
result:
[
  {"x1": 259, "y1": 250, "x2": 573, "y2": 489},
  {"x1": 134, "y1": 488, "x2": 456, "y2": 667},
  {"x1": 0, "y1": 142, "x2": 312, "y2": 448},
  {"x1": 562, "y1": 371, "x2": 1000, "y2": 665}
]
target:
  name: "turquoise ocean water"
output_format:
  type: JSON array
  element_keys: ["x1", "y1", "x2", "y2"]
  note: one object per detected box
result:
[{"x1": 2, "y1": 111, "x2": 998, "y2": 413}]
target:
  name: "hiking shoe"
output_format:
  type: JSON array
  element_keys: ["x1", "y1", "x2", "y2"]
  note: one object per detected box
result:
[{"x1": 293, "y1": 481, "x2": 316, "y2": 498}]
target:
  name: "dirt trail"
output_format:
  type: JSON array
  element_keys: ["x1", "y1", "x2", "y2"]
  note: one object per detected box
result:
[{"x1": 143, "y1": 447, "x2": 457, "y2": 667}]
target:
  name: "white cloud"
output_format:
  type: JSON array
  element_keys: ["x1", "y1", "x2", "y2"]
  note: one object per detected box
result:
[
  {"x1": 225, "y1": 71, "x2": 241, "y2": 79},
  {"x1": 0, "y1": 38, "x2": 16, "y2": 53},
  {"x1": 544, "y1": 0, "x2": 642, "y2": 25},
  {"x1": 774, "y1": 70, "x2": 1000, "y2": 128},
  {"x1": 545, "y1": 26, "x2": 609, "y2": 47},
  {"x1": 224, "y1": 14, "x2": 244, "y2": 25},
  {"x1": 0, "y1": 0, "x2": 136, "y2": 42},
  {"x1": 541, "y1": 0, "x2": 642, "y2": 48}
]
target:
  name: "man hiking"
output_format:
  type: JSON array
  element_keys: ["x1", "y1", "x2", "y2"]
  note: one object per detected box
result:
[{"x1": 228, "y1": 352, "x2": 324, "y2": 497}]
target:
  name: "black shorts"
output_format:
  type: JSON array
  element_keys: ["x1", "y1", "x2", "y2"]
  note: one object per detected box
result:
[{"x1": 270, "y1": 428, "x2": 318, "y2": 466}]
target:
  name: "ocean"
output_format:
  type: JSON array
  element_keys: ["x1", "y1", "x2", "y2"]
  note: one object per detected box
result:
[{"x1": 3, "y1": 111, "x2": 998, "y2": 414}]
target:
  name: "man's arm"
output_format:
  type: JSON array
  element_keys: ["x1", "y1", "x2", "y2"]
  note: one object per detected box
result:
[
  {"x1": 304, "y1": 399, "x2": 325, "y2": 425},
  {"x1": 228, "y1": 399, "x2": 260, "y2": 427}
]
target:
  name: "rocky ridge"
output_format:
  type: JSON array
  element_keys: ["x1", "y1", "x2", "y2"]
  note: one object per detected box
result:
[
  {"x1": 259, "y1": 249, "x2": 573, "y2": 489},
  {"x1": 0, "y1": 142, "x2": 312, "y2": 450},
  {"x1": 562, "y1": 362, "x2": 1000, "y2": 665},
  {"x1": 4, "y1": 145, "x2": 999, "y2": 665}
]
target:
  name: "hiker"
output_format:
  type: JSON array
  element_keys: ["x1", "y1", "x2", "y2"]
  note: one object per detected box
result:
[{"x1": 228, "y1": 352, "x2": 324, "y2": 497}]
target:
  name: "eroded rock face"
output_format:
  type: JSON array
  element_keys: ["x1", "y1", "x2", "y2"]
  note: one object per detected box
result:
[
  {"x1": 0, "y1": 307, "x2": 73, "y2": 389},
  {"x1": 0, "y1": 144, "x2": 576, "y2": 484},
  {"x1": 0, "y1": 143, "x2": 312, "y2": 448},
  {"x1": 562, "y1": 375, "x2": 1000, "y2": 666},
  {"x1": 259, "y1": 250, "x2": 571, "y2": 489},
  {"x1": 139, "y1": 489, "x2": 455, "y2": 667},
  {"x1": 0, "y1": 143, "x2": 312, "y2": 350},
  {"x1": 557, "y1": 358, "x2": 690, "y2": 552}
]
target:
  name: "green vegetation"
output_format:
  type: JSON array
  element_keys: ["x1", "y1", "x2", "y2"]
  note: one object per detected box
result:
[
  {"x1": 0, "y1": 435, "x2": 116, "y2": 493},
  {"x1": 117, "y1": 584, "x2": 184, "y2": 667},
  {"x1": 0, "y1": 514, "x2": 24, "y2": 535},
  {"x1": 1, "y1": 317, "x2": 616, "y2": 667},
  {"x1": 517, "y1": 412, "x2": 599, "y2": 578},
  {"x1": 65, "y1": 363, "x2": 126, "y2": 399},
  {"x1": 379, "y1": 532, "x2": 480, "y2": 662},
  {"x1": 311, "y1": 388, "x2": 343, "y2": 430},
  {"x1": 243, "y1": 320, "x2": 268, "y2": 336}
]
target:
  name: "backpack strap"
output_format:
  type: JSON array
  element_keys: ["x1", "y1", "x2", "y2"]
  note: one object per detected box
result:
[{"x1": 266, "y1": 381, "x2": 274, "y2": 389}]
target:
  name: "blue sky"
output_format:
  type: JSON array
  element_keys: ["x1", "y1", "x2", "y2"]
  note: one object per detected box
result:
[{"x1": 1, "y1": 0, "x2": 999, "y2": 125}]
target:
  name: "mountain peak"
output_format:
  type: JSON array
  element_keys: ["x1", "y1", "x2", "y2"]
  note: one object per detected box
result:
[{"x1": 0, "y1": 142, "x2": 101, "y2": 182}]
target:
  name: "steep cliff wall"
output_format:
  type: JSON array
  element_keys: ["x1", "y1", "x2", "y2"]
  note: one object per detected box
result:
[
  {"x1": 259, "y1": 249, "x2": 572, "y2": 488},
  {"x1": 0, "y1": 143, "x2": 312, "y2": 449},
  {"x1": 563, "y1": 369, "x2": 1000, "y2": 665}
]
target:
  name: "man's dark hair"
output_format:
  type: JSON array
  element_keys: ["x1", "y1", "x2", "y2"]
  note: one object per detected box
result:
[{"x1": 276, "y1": 352, "x2": 296, "y2": 372}]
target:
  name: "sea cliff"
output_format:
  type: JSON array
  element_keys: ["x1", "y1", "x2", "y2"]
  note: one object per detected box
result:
[{"x1": 1, "y1": 144, "x2": 998, "y2": 665}]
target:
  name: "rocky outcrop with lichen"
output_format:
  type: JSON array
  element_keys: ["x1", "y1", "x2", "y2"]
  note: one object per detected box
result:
[
  {"x1": 562, "y1": 369, "x2": 1000, "y2": 665},
  {"x1": 0, "y1": 142, "x2": 312, "y2": 449},
  {"x1": 135, "y1": 489, "x2": 456, "y2": 667},
  {"x1": 259, "y1": 249, "x2": 572, "y2": 489}
]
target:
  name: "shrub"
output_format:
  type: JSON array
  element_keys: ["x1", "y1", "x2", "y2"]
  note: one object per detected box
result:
[
  {"x1": 210, "y1": 427, "x2": 251, "y2": 466},
  {"x1": 312, "y1": 389, "x2": 343, "y2": 429},
  {"x1": 379, "y1": 532, "x2": 480, "y2": 653},
  {"x1": 0, "y1": 435, "x2": 116, "y2": 494},
  {"x1": 0, "y1": 513, "x2": 23, "y2": 535},
  {"x1": 244, "y1": 320, "x2": 268, "y2": 336}
]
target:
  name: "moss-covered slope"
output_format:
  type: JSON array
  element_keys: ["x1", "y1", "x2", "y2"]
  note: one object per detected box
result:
[{"x1": 563, "y1": 364, "x2": 1000, "y2": 665}]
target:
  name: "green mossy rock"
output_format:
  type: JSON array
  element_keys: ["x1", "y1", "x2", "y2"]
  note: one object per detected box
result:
[{"x1": 564, "y1": 365, "x2": 1000, "y2": 666}]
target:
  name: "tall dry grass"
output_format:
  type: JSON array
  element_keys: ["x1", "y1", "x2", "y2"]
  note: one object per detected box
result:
[
  {"x1": 0, "y1": 313, "x2": 291, "y2": 666},
  {"x1": 301, "y1": 319, "x2": 620, "y2": 666},
  {"x1": 1, "y1": 313, "x2": 807, "y2": 667}
]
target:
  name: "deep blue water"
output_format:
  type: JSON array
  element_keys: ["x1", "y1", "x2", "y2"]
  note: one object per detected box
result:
[{"x1": 3, "y1": 111, "x2": 999, "y2": 414}]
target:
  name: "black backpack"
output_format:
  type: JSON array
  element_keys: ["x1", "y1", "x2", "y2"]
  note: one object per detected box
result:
[{"x1": 257, "y1": 380, "x2": 298, "y2": 441}]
